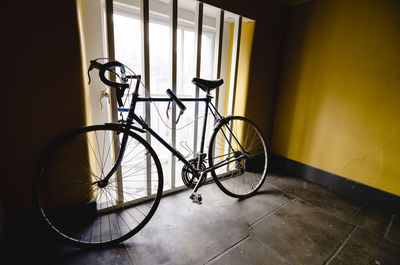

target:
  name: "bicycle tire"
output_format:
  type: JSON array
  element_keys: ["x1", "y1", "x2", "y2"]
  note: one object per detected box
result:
[
  {"x1": 32, "y1": 124, "x2": 163, "y2": 248},
  {"x1": 208, "y1": 116, "x2": 268, "y2": 199}
]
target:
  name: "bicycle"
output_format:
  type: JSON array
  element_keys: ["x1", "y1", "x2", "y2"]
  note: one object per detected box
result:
[{"x1": 32, "y1": 59, "x2": 268, "y2": 248}]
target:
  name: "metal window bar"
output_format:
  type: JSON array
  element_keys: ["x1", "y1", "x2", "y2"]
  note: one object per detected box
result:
[
  {"x1": 227, "y1": 15, "x2": 242, "y2": 117},
  {"x1": 214, "y1": 9, "x2": 224, "y2": 113},
  {"x1": 141, "y1": 0, "x2": 152, "y2": 195},
  {"x1": 171, "y1": 0, "x2": 178, "y2": 188},
  {"x1": 210, "y1": 8, "x2": 225, "y2": 171},
  {"x1": 225, "y1": 15, "x2": 242, "y2": 170},
  {"x1": 192, "y1": 1, "x2": 203, "y2": 159},
  {"x1": 105, "y1": 0, "x2": 124, "y2": 203}
]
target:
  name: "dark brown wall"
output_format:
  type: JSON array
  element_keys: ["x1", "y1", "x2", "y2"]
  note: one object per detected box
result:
[{"x1": 1, "y1": 1, "x2": 86, "y2": 221}]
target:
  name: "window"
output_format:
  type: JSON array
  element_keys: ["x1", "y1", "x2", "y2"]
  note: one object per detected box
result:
[{"x1": 81, "y1": 0, "x2": 254, "y2": 193}]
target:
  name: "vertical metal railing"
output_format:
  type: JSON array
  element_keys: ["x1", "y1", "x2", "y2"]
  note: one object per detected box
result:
[
  {"x1": 214, "y1": 9, "x2": 224, "y2": 112},
  {"x1": 225, "y1": 15, "x2": 242, "y2": 171},
  {"x1": 211, "y1": 9, "x2": 225, "y2": 165},
  {"x1": 141, "y1": 0, "x2": 152, "y2": 195},
  {"x1": 105, "y1": 1, "x2": 119, "y2": 123},
  {"x1": 105, "y1": 0, "x2": 124, "y2": 203},
  {"x1": 192, "y1": 1, "x2": 203, "y2": 158},
  {"x1": 170, "y1": 0, "x2": 178, "y2": 188},
  {"x1": 227, "y1": 15, "x2": 242, "y2": 117}
]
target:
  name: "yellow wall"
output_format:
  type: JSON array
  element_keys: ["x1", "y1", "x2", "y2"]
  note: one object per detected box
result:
[
  {"x1": 76, "y1": 0, "x2": 93, "y2": 126},
  {"x1": 220, "y1": 20, "x2": 255, "y2": 147},
  {"x1": 234, "y1": 21, "x2": 256, "y2": 117},
  {"x1": 224, "y1": 21, "x2": 256, "y2": 118},
  {"x1": 272, "y1": 0, "x2": 400, "y2": 195},
  {"x1": 224, "y1": 23, "x2": 235, "y2": 117}
]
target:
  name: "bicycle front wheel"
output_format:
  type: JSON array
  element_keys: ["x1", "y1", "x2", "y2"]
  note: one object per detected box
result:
[
  {"x1": 32, "y1": 124, "x2": 163, "y2": 248},
  {"x1": 208, "y1": 116, "x2": 268, "y2": 198}
]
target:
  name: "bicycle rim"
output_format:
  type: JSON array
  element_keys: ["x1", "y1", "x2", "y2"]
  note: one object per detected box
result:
[
  {"x1": 208, "y1": 116, "x2": 268, "y2": 198},
  {"x1": 32, "y1": 124, "x2": 163, "y2": 248}
]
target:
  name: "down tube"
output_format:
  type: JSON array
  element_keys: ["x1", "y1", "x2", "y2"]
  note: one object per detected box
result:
[{"x1": 144, "y1": 124, "x2": 193, "y2": 169}]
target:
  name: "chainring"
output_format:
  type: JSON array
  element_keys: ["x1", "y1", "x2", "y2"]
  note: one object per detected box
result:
[{"x1": 181, "y1": 158, "x2": 206, "y2": 189}]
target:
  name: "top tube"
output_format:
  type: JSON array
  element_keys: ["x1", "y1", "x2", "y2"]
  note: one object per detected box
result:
[{"x1": 118, "y1": 96, "x2": 210, "y2": 112}]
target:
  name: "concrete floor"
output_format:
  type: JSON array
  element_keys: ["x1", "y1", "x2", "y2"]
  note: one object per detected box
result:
[{"x1": 3, "y1": 173, "x2": 400, "y2": 264}]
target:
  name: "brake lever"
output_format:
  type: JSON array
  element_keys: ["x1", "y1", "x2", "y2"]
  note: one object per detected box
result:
[
  {"x1": 87, "y1": 67, "x2": 93, "y2": 85},
  {"x1": 165, "y1": 101, "x2": 183, "y2": 124},
  {"x1": 166, "y1": 101, "x2": 171, "y2": 119},
  {"x1": 176, "y1": 109, "x2": 184, "y2": 124},
  {"x1": 87, "y1": 60, "x2": 102, "y2": 85}
]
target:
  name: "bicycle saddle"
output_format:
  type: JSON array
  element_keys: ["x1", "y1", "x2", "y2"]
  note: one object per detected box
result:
[{"x1": 192, "y1": 78, "x2": 224, "y2": 92}]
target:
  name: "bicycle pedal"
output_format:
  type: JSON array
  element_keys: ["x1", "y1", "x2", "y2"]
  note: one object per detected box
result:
[{"x1": 189, "y1": 192, "x2": 202, "y2": 204}]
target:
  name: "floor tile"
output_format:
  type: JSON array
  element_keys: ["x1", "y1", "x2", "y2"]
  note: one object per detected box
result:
[
  {"x1": 248, "y1": 199, "x2": 355, "y2": 265},
  {"x1": 266, "y1": 173, "x2": 281, "y2": 183},
  {"x1": 386, "y1": 215, "x2": 400, "y2": 246},
  {"x1": 352, "y1": 205, "x2": 392, "y2": 235},
  {"x1": 208, "y1": 236, "x2": 292, "y2": 265},
  {"x1": 54, "y1": 246, "x2": 133, "y2": 265},
  {"x1": 122, "y1": 181, "x2": 294, "y2": 265},
  {"x1": 270, "y1": 176, "x2": 362, "y2": 221},
  {"x1": 204, "y1": 182, "x2": 294, "y2": 226},
  {"x1": 330, "y1": 227, "x2": 400, "y2": 265},
  {"x1": 123, "y1": 188, "x2": 249, "y2": 265}
]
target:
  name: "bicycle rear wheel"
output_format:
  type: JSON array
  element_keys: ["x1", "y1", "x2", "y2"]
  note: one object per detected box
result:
[
  {"x1": 208, "y1": 116, "x2": 268, "y2": 198},
  {"x1": 32, "y1": 124, "x2": 163, "y2": 248}
]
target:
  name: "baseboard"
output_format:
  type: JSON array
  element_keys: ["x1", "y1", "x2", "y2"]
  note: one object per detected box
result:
[{"x1": 269, "y1": 153, "x2": 400, "y2": 214}]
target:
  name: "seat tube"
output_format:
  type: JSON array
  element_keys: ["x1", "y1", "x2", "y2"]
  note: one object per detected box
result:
[{"x1": 197, "y1": 96, "x2": 210, "y2": 166}]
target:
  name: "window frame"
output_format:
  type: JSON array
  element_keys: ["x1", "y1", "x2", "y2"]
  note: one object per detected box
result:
[{"x1": 102, "y1": 0, "x2": 245, "y2": 195}]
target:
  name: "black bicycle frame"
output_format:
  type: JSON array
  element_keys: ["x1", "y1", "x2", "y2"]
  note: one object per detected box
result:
[
  {"x1": 104, "y1": 82, "x2": 246, "y2": 182},
  {"x1": 133, "y1": 94, "x2": 216, "y2": 170}
]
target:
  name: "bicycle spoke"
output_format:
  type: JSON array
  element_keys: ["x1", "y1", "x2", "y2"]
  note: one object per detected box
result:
[
  {"x1": 63, "y1": 140, "x2": 100, "y2": 180},
  {"x1": 86, "y1": 133, "x2": 103, "y2": 175},
  {"x1": 103, "y1": 187, "x2": 142, "y2": 223},
  {"x1": 34, "y1": 125, "x2": 162, "y2": 247},
  {"x1": 102, "y1": 131, "x2": 116, "y2": 172},
  {"x1": 103, "y1": 188, "x2": 134, "y2": 231},
  {"x1": 107, "y1": 183, "x2": 159, "y2": 202},
  {"x1": 94, "y1": 130, "x2": 104, "y2": 172},
  {"x1": 209, "y1": 117, "x2": 268, "y2": 198}
]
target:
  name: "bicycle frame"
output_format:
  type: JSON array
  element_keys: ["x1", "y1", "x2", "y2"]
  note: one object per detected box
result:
[
  {"x1": 33, "y1": 61, "x2": 268, "y2": 248},
  {"x1": 103, "y1": 78, "x2": 247, "y2": 185}
]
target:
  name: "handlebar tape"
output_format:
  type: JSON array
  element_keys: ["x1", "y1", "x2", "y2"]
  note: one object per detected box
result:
[
  {"x1": 98, "y1": 61, "x2": 129, "y2": 107},
  {"x1": 166, "y1": 89, "x2": 186, "y2": 112}
]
